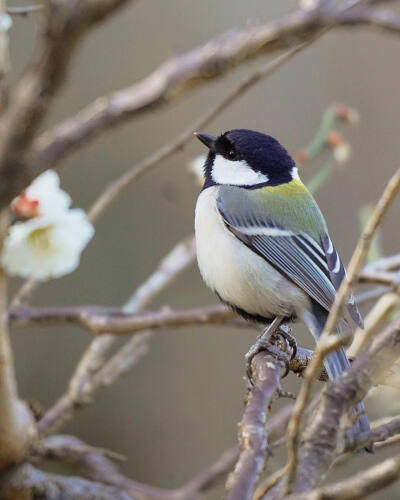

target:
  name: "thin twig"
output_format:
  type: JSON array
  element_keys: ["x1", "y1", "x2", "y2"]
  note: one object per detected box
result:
[
  {"x1": 285, "y1": 455, "x2": 400, "y2": 500},
  {"x1": 347, "y1": 292, "x2": 400, "y2": 358},
  {"x1": 0, "y1": 0, "x2": 9, "y2": 107},
  {"x1": 9, "y1": 304, "x2": 247, "y2": 333},
  {"x1": 343, "y1": 415, "x2": 400, "y2": 453},
  {"x1": 7, "y1": 5, "x2": 43, "y2": 17},
  {"x1": 1, "y1": 463, "x2": 133, "y2": 500}
]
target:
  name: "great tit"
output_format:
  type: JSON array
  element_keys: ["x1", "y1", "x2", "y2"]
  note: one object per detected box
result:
[{"x1": 194, "y1": 128, "x2": 371, "y2": 446}]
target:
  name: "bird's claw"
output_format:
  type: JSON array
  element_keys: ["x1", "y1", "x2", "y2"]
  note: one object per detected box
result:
[
  {"x1": 278, "y1": 327, "x2": 298, "y2": 361},
  {"x1": 245, "y1": 317, "x2": 295, "y2": 385}
]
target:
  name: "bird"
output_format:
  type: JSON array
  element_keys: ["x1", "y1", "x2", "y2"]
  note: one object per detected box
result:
[{"x1": 194, "y1": 128, "x2": 371, "y2": 448}]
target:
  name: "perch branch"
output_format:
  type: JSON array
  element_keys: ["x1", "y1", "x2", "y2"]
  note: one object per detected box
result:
[{"x1": 226, "y1": 330, "x2": 294, "y2": 500}]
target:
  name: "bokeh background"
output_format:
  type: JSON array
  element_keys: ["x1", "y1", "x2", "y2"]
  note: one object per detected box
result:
[{"x1": 7, "y1": 0, "x2": 400, "y2": 497}]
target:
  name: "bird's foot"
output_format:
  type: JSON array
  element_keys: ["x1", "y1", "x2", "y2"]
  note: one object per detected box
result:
[
  {"x1": 277, "y1": 327, "x2": 297, "y2": 361},
  {"x1": 245, "y1": 316, "x2": 296, "y2": 385}
]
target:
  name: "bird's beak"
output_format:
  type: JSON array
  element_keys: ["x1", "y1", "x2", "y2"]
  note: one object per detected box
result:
[{"x1": 194, "y1": 132, "x2": 216, "y2": 150}]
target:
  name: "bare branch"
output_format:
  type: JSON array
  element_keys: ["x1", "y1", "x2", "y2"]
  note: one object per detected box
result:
[
  {"x1": 0, "y1": 212, "x2": 35, "y2": 469},
  {"x1": 285, "y1": 455, "x2": 400, "y2": 500},
  {"x1": 347, "y1": 292, "x2": 400, "y2": 357},
  {"x1": 226, "y1": 330, "x2": 293, "y2": 500},
  {"x1": 1, "y1": 463, "x2": 133, "y2": 500},
  {"x1": 0, "y1": 0, "x2": 10, "y2": 106},
  {"x1": 344, "y1": 415, "x2": 400, "y2": 453},
  {"x1": 7, "y1": 5, "x2": 43, "y2": 17},
  {"x1": 30, "y1": 1, "x2": 400, "y2": 172},
  {"x1": 9, "y1": 303, "x2": 248, "y2": 333}
]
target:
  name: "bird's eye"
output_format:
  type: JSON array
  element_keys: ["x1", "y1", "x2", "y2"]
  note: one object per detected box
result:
[{"x1": 226, "y1": 149, "x2": 237, "y2": 160}]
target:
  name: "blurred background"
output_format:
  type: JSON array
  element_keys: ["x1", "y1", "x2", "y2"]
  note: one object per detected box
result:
[{"x1": 7, "y1": 0, "x2": 400, "y2": 497}]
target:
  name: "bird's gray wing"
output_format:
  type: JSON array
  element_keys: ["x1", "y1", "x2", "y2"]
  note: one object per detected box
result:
[{"x1": 217, "y1": 187, "x2": 337, "y2": 314}]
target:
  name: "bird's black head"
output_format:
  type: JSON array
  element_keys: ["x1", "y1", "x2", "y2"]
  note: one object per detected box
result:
[{"x1": 195, "y1": 129, "x2": 297, "y2": 189}]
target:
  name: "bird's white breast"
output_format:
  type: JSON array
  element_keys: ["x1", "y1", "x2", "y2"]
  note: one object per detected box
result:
[{"x1": 195, "y1": 186, "x2": 308, "y2": 319}]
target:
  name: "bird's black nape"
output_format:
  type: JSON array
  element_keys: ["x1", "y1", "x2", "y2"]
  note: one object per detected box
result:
[{"x1": 197, "y1": 129, "x2": 297, "y2": 188}]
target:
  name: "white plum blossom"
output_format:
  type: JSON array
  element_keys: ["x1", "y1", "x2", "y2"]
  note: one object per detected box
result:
[
  {"x1": 3, "y1": 170, "x2": 94, "y2": 280},
  {"x1": 11, "y1": 170, "x2": 71, "y2": 218},
  {"x1": 2, "y1": 209, "x2": 94, "y2": 279}
]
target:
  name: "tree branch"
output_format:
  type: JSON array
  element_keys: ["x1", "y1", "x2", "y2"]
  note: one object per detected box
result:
[
  {"x1": 343, "y1": 415, "x2": 400, "y2": 453},
  {"x1": 0, "y1": 212, "x2": 35, "y2": 468},
  {"x1": 226, "y1": 330, "x2": 294, "y2": 500},
  {"x1": 285, "y1": 455, "x2": 400, "y2": 500},
  {"x1": 9, "y1": 303, "x2": 249, "y2": 333},
  {"x1": 7, "y1": 5, "x2": 43, "y2": 17},
  {"x1": 1, "y1": 463, "x2": 133, "y2": 500}
]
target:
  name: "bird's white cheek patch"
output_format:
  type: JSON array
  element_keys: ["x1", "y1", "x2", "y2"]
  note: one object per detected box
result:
[{"x1": 211, "y1": 155, "x2": 269, "y2": 186}]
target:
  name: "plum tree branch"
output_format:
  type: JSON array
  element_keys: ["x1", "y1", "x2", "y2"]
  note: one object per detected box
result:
[
  {"x1": 0, "y1": 213, "x2": 35, "y2": 469},
  {"x1": 285, "y1": 455, "x2": 400, "y2": 500},
  {"x1": 8, "y1": 304, "x2": 248, "y2": 333},
  {"x1": 226, "y1": 328, "x2": 294, "y2": 500}
]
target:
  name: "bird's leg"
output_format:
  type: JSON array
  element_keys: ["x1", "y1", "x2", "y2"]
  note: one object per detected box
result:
[
  {"x1": 246, "y1": 316, "x2": 288, "y2": 384},
  {"x1": 277, "y1": 323, "x2": 297, "y2": 361}
]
